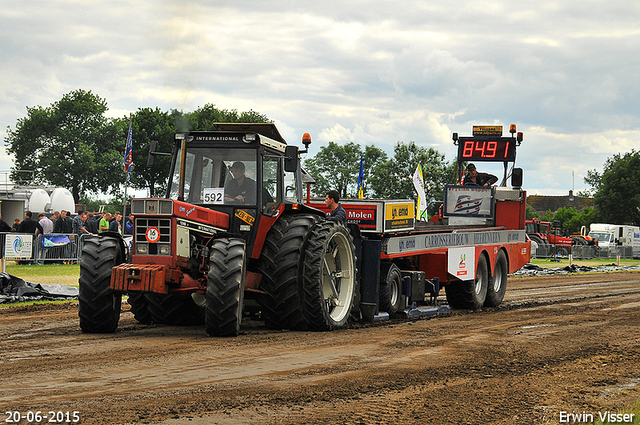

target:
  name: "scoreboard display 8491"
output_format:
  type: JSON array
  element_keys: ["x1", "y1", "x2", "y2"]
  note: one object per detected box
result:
[{"x1": 456, "y1": 137, "x2": 516, "y2": 162}]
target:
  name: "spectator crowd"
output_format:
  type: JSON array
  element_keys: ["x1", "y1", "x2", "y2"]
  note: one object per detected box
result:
[{"x1": 0, "y1": 209, "x2": 134, "y2": 264}]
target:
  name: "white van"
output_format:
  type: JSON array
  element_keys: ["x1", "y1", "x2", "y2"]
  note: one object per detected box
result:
[{"x1": 588, "y1": 223, "x2": 640, "y2": 257}]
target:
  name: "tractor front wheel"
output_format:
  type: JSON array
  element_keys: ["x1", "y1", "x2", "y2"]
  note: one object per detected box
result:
[
  {"x1": 205, "y1": 238, "x2": 246, "y2": 337},
  {"x1": 78, "y1": 236, "x2": 123, "y2": 333}
]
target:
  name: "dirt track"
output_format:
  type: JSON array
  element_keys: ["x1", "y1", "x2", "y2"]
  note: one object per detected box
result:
[{"x1": 1, "y1": 271, "x2": 639, "y2": 425}]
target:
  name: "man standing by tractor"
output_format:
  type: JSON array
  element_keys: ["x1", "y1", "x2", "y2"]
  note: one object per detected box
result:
[
  {"x1": 99, "y1": 212, "x2": 112, "y2": 233},
  {"x1": 324, "y1": 190, "x2": 347, "y2": 223}
]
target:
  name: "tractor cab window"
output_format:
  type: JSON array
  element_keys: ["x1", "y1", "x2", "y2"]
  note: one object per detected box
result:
[
  {"x1": 262, "y1": 156, "x2": 282, "y2": 215},
  {"x1": 284, "y1": 169, "x2": 298, "y2": 203},
  {"x1": 169, "y1": 147, "x2": 257, "y2": 206},
  {"x1": 539, "y1": 223, "x2": 549, "y2": 235}
]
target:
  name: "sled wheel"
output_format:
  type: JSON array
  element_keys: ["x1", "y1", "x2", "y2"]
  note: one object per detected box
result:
[{"x1": 485, "y1": 251, "x2": 507, "y2": 307}]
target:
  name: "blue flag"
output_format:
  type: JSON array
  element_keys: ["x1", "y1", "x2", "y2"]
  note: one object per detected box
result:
[
  {"x1": 357, "y1": 155, "x2": 364, "y2": 199},
  {"x1": 123, "y1": 121, "x2": 133, "y2": 181}
]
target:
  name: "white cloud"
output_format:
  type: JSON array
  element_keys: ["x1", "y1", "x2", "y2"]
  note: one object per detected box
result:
[{"x1": 1, "y1": 0, "x2": 639, "y2": 198}]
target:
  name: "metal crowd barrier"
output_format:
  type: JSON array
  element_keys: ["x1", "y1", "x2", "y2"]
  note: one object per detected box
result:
[
  {"x1": 0, "y1": 232, "x2": 93, "y2": 265},
  {"x1": 33, "y1": 233, "x2": 94, "y2": 264},
  {"x1": 532, "y1": 242, "x2": 636, "y2": 260},
  {"x1": 1, "y1": 233, "x2": 131, "y2": 267}
]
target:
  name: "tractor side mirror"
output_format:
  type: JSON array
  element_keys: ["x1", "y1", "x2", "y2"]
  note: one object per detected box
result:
[
  {"x1": 284, "y1": 145, "x2": 299, "y2": 173},
  {"x1": 147, "y1": 141, "x2": 158, "y2": 167}
]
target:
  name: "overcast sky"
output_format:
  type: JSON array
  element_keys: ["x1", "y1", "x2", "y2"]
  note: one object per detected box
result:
[{"x1": 2, "y1": 0, "x2": 639, "y2": 197}]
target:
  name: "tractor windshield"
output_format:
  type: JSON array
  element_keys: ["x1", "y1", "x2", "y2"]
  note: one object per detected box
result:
[{"x1": 169, "y1": 147, "x2": 258, "y2": 206}]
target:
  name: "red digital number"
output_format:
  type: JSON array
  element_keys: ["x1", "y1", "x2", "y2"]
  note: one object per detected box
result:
[
  {"x1": 463, "y1": 141, "x2": 474, "y2": 157},
  {"x1": 486, "y1": 141, "x2": 497, "y2": 157}
]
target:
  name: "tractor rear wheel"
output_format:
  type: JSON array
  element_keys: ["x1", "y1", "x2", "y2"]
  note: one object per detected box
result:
[
  {"x1": 485, "y1": 251, "x2": 507, "y2": 307},
  {"x1": 301, "y1": 220, "x2": 357, "y2": 330},
  {"x1": 205, "y1": 238, "x2": 246, "y2": 337},
  {"x1": 257, "y1": 214, "x2": 320, "y2": 330},
  {"x1": 127, "y1": 293, "x2": 152, "y2": 324},
  {"x1": 145, "y1": 294, "x2": 205, "y2": 326},
  {"x1": 445, "y1": 254, "x2": 488, "y2": 310},
  {"x1": 78, "y1": 237, "x2": 123, "y2": 333}
]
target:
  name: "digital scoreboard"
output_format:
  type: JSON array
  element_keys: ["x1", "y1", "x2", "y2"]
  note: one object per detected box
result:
[{"x1": 456, "y1": 137, "x2": 516, "y2": 162}]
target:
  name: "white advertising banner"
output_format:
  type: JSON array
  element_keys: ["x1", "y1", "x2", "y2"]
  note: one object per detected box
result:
[
  {"x1": 4, "y1": 234, "x2": 34, "y2": 259},
  {"x1": 447, "y1": 247, "x2": 476, "y2": 281},
  {"x1": 444, "y1": 185, "x2": 494, "y2": 218}
]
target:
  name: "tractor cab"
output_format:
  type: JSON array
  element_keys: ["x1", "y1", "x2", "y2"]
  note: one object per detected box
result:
[{"x1": 162, "y1": 124, "x2": 309, "y2": 250}]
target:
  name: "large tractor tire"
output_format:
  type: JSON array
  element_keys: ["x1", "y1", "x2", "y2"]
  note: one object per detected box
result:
[
  {"x1": 379, "y1": 263, "x2": 404, "y2": 315},
  {"x1": 445, "y1": 253, "x2": 489, "y2": 310},
  {"x1": 78, "y1": 236, "x2": 123, "y2": 333},
  {"x1": 485, "y1": 250, "x2": 507, "y2": 307},
  {"x1": 127, "y1": 293, "x2": 152, "y2": 324},
  {"x1": 257, "y1": 214, "x2": 320, "y2": 330},
  {"x1": 301, "y1": 220, "x2": 357, "y2": 331},
  {"x1": 205, "y1": 238, "x2": 246, "y2": 337},
  {"x1": 145, "y1": 293, "x2": 205, "y2": 326}
]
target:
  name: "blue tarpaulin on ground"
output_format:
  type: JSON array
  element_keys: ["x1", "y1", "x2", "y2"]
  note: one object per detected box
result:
[{"x1": 0, "y1": 272, "x2": 78, "y2": 304}]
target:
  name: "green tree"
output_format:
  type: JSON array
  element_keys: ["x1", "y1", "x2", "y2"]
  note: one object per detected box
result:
[
  {"x1": 553, "y1": 207, "x2": 579, "y2": 235},
  {"x1": 586, "y1": 150, "x2": 640, "y2": 225},
  {"x1": 4, "y1": 89, "x2": 121, "y2": 203},
  {"x1": 538, "y1": 210, "x2": 555, "y2": 222},
  {"x1": 188, "y1": 104, "x2": 270, "y2": 130},
  {"x1": 568, "y1": 207, "x2": 597, "y2": 235},
  {"x1": 526, "y1": 205, "x2": 539, "y2": 220},
  {"x1": 303, "y1": 142, "x2": 388, "y2": 198},
  {"x1": 369, "y1": 141, "x2": 455, "y2": 213}
]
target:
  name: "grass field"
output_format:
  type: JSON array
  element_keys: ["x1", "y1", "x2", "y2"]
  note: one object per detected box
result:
[
  {"x1": 3, "y1": 257, "x2": 640, "y2": 287},
  {"x1": 531, "y1": 257, "x2": 640, "y2": 269}
]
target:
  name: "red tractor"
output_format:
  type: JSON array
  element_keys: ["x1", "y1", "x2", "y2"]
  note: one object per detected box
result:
[
  {"x1": 79, "y1": 123, "x2": 358, "y2": 336},
  {"x1": 525, "y1": 218, "x2": 573, "y2": 256}
]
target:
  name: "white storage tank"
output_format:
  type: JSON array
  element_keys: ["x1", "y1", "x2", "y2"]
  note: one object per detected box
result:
[
  {"x1": 50, "y1": 187, "x2": 75, "y2": 214},
  {"x1": 28, "y1": 189, "x2": 51, "y2": 213}
]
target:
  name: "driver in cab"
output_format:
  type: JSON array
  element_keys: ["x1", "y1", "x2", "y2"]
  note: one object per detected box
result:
[{"x1": 224, "y1": 161, "x2": 256, "y2": 204}]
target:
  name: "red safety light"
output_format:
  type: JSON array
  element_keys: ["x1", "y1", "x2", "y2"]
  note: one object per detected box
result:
[
  {"x1": 517, "y1": 132, "x2": 523, "y2": 142},
  {"x1": 509, "y1": 124, "x2": 516, "y2": 134}
]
